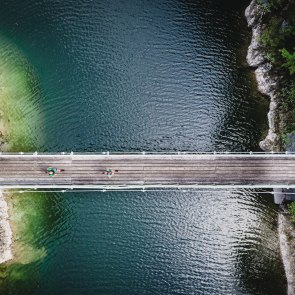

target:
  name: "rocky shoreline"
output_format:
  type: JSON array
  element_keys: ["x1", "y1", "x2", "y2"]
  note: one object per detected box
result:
[
  {"x1": 0, "y1": 110, "x2": 13, "y2": 264},
  {"x1": 245, "y1": 0, "x2": 282, "y2": 152},
  {"x1": 0, "y1": 113, "x2": 13, "y2": 264},
  {"x1": 0, "y1": 113, "x2": 12, "y2": 264},
  {"x1": 246, "y1": 1, "x2": 295, "y2": 294},
  {"x1": 0, "y1": 191, "x2": 12, "y2": 264}
]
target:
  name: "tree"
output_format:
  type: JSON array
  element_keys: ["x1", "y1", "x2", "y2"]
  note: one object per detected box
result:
[
  {"x1": 288, "y1": 202, "x2": 295, "y2": 222},
  {"x1": 280, "y1": 48, "x2": 295, "y2": 75}
]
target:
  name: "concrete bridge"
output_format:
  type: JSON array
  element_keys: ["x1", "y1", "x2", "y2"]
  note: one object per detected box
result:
[{"x1": 0, "y1": 152, "x2": 294, "y2": 190}]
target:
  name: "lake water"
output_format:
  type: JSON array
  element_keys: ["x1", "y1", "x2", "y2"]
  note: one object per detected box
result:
[{"x1": 0, "y1": 0, "x2": 287, "y2": 294}]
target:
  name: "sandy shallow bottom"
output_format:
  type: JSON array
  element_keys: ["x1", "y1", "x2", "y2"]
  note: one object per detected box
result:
[{"x1": 0, "y1": 34, "x2": 43, "y2": 267}]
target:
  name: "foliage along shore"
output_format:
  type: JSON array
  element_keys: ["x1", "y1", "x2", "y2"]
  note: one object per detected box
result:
[{"x1": 246, "y1": 0, "x2": 295, "y2": 151}]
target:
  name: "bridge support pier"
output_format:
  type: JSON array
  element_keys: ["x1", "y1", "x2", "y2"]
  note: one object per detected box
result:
[{"x1": 273, "y1": 188, "x2": 285, "y2": 205}]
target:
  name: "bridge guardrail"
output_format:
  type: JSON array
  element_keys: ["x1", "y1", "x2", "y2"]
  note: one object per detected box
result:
[{"x1": 0, "y1": 151, "x2": 294, "y2": 155}]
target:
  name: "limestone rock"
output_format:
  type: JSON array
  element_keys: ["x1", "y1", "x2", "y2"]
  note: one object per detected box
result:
[{"x1": 245, "y1": 0, "x2": 262, "y2": 28}]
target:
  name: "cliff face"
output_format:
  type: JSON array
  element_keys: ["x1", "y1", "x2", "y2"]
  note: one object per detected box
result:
[{"x1": 245, "y1": 0, "x2": 282, "y2": 151}]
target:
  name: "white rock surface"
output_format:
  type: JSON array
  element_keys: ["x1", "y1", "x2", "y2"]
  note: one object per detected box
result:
[
  {"x1": 0, "y1": 191, "x2": 12, "y2": 264},
  {"x1": 245, "y1": 0, "x2": 280, "y2": 151},
  {"x1": 247, "y1": 24, "x2": 266, "y2": 67}
]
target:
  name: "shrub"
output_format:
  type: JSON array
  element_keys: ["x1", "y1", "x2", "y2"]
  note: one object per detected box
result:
[
  {"x1": 282, "y1": 24, "x2": 295, "y2": 36},
  {"x1": 282, "y1": 82, "x2": 295, "y2": 102},
  {"x1": 288, "y1": 202, "x2": 295, "y2": 222},
  {"x1": 257, "y1": 0, "x2": 285, "y2": 12},
  {"x1": 260, "y1": 18, "x2": 285, "y2": 63},
  {"x1": 280, "y1": 48, "x2": 295, "y2": 74}
]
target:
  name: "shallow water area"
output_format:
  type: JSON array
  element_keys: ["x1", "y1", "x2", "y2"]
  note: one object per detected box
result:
[
  {"x1": 0, "y1": 35, "x2": 48, "y2": 292},
  {"x1": 0, "y1": 36, "x2": 43, "y2": 151},
  {"x1": 0, "y1": 191, "x2": 67, "y2": 294}
]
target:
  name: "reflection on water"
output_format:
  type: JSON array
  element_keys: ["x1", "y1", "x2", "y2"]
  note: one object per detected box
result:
[
  {"x1": 32, "y1": 190, "x2": 286, "y2": 295},
  {"x1": 0, "y1": 0, "x2": 267, "y2": 153}
]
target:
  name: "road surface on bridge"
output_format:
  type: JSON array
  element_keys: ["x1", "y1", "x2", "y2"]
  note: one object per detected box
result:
[{"x1": 0, "y1": 153, "x2": 293, "y2": 189}]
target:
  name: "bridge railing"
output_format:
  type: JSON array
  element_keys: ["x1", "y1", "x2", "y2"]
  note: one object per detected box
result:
[{"x1": 0, "y1": 151, "x2": 294, "y2": 155}]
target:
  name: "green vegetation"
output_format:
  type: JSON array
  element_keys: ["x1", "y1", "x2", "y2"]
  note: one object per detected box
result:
[
  {"x1": 260, "y1": 17, "x2": 285, "y2": 63},
  {"x1": 257, "y1": 0, "x2": 295, "y2": 145},
  {"x1": 258, "y1": 0, "x2": 285, "y2": 12},
  {"x1": 288, "y1": 202, "x2": 295, "y2": 221},
  {"x1": 258, "y1": 0, "x2": 295, "y2": 216},
  {"x1": 280, "y1": 48, "x2": 295, "y2": 74},
  {"x1": 280, "y1": 82, "x2": 295, "y2": 134}
]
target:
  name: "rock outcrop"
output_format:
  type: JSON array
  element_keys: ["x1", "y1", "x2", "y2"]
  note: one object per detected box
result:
[{"x1": 245, "y1": 0, "x2": 281, "y2": 151}]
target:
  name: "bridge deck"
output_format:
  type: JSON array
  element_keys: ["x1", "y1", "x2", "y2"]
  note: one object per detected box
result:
[{"x1": 0, "y1": 154, "x2": 294, "y2": 189}]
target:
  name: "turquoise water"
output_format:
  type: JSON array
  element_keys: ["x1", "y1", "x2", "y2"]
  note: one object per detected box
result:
[{"x1": 0, "y1": 0, "x2": 287, "y2": 294}]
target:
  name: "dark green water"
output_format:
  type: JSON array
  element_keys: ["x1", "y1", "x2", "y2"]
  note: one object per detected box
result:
[{"x1": 0, "y1": 0, "x2": 288, "y2": 294}]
